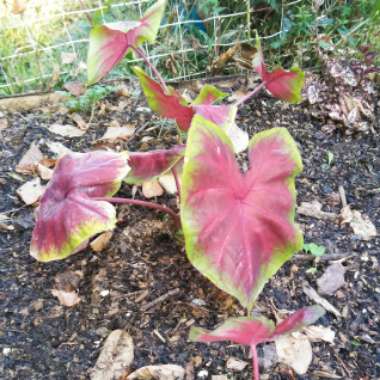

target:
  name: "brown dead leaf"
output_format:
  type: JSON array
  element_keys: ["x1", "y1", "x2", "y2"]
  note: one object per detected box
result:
[
  {"x1": 340, "y1": 206, "x2": 376, "y2": 240},
  {"x1": 303, "y1": 282, "x2": 341, "y2": 318},
  {"x1": 16, "y1": 178, "x2": 44, "y2": 205},
  {"x1": 90, "y1": 231, "x2": 113, "y2": 253},
  {"x1": 46, "y1": 141, "x2": 73, "y2": 158},
  {"x1": 100, "y1": 125, "x2": 135, "y2": 142},
  {"x1": 48, "y1": 123, "x2": 85, "y2": 138},
  {"x1": 275, "y1": 333, "x2": 312, "y2": 375},
  {"x1": 158, "y1": 173, "x2": 177, "y2": 194},
  {"x1": 211, "y1": 43, "x2": 240, "y2": 72},
  {"x1": 317, "y1": 262, "x2": 346, "y2": 295},
  {"x1": 127, "y1": 364, "x2": 185, "y2": 380},
  {"x1": 51, "y1": 289, "x2": 81, "y2": 307},
  {"x1": 0, "y1": 118, "x2": 8, "y2": 130},
  {"x1": 64, "y1": 81, "x2": 86, "y2": 97},
  {"x1": 298, "y1": 200, "x2": 337, "y2": 221},
  {"x1": 303, "y1": 325, "x2": 335, "y2": 344},
  {"x1": 16, "y1": 142, "x2": 44, "y2": 174},
  {"x1": 37, "y1": 163, "x2": 53, "y2": 180},
  {"x1": 91, "y1": 330, "x2": 134, "y2": 380},
  {"x1": 69, "y1": 113, "x2": 88, "y2": 130},
  {"x1": 142, "y1": 180, "x2": 164, "y2": 198}
]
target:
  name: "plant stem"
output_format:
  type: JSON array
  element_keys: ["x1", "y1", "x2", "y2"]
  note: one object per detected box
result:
[
  {"x1": 132, "y1": 47, "x2": 168, "y2": 92},
  {"x1": 251, "y1": 345, "x2": 260, "y2": 380},
  {"x1": 235, "y1": 82, "x2": 266, "y2": 106},
  {"x1": 95, "y1": 196, "x2": 180, "y2": 227}
]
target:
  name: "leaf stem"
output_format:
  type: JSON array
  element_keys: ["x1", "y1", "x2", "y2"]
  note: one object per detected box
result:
[
  {"x1": 95, "y1": 196, "x2": 180, "y2": 228},
  {"x1": 251, "y1": 345, "x2": 260, "y2": 380},
  {"x1": 235, "y1": 82, "x2": 266, "y2": 106},
  {"x1": 132, "y1": 47, "x2": 168, "y2": 92}
]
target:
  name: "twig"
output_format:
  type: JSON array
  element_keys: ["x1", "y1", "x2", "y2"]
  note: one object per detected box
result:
[
  {"x1": 141, "y1": 288, "x2": 180, "y2": 311},
  {"x1": 338, "y1": 185, "x2": 347, "y2": 208}
]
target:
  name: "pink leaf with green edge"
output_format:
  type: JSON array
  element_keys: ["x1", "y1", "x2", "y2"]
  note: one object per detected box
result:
[
  {"x1": 192, "y1": 84, "x2": 227, "y2": 105},
  {"x1": 125, "y1": 145, "x2": 185, "y2": 184},
  {"x1": 180, "y1": 115, "x2": 303, "y2": 310},
  {"x1": 30, "y1": 151, "x2": 129, "y2": 262},
  {"x1": 193, "y1": 104, "x2": 248, "y2": 153},
  {"x1": 87, "y1": 0, "x2": 166, "y2": 85},
  {"x1": 133, "y1": 66, "x2": 195, "y2": 131},
  {"x1": 189, "y1": 306, "x2": 325, "y2": 380},
  {"x1": 252, "y1": 33, "x2": 304, "y2": 104}
]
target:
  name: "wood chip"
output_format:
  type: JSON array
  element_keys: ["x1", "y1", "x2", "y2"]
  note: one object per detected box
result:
[
  {"x1": 48, "y1": 124, "x2": 85, "y2": 138},
  {"x1": 37, "y1": 163, "x2": 53, "y2": 181},
  {"x1": 303, "y1": 282, "x2": 341, "y2": 318},
  {"x1": 90, "y1": 231, "x2": 113, "y2": 253},
  {"x1": 100, "y1": 125, "x2": 135, "y2": 142},
  {"x1": 298, "y1": 200, "x2": 337, "y2": 221},
  {"x1": 158, "y1": 173, "x2": 178, "y2": 194},
  {"x1": 69, "y1": 113, "x2": 88, "y2": 130},
  {"x1": 51, "y1": 289, "x2": 81, "y2": 307},
  {"x1": 226, "y1": 357, "x2": 248, "y2": 371},
  {"x1": 303, "y1": 325, "x2": 335, "y2": 344},
  {"x1": 340, "y1": 206, "x2": 377, "y2": 240},
  {"x1": 142, "y1": 180, "x2": 164, "y2": 198},
  {"x1": 91, "y1": 330, "x2": 134, "y2": 380},
  {"x1": 0, "y1": 118, "x2": 8, "y2": 130},
  {"x1": 64, "y1": 81, "x2": 86, "y2": 97},
  {"x1": 127, "y1": 364, "x2": 185, "y2": 380},
  {"x1": 16, "y1": 142, "x2": 44, "y2": 174},
  {"x1": 16, "y1": 178, "x2": 44, "y2": 205},
  {"x1": 317, "y1": 262, "x2": 346, "y2": 295},
  {"x1": 46, "y1": 141, "x2": 73, "y2": 158}
]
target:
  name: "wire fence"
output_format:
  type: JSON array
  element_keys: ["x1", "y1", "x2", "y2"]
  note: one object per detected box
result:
[{"x1": 0, "y1": 0, "x2": 299, "y2": 96}]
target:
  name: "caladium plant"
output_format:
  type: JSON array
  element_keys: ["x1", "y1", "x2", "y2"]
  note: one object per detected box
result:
[
  {"x1": 133, "y1": 66, "x2": 249, "y2": 152},
  {"x1": 180, "y1": 115, "x2": 303, "y2": 311},
  {"x1": 87, "y1": 0, "x2": 167, "y2": 85},
  {"x1": 252, "y1": 33, "x2": 305, "y2": 104},
  {"x1": 190, "y1": 305, "x2": 325, "y2": 380}
]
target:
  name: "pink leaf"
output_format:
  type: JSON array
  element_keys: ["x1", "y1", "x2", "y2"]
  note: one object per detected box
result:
[
  {"x1": 181, "y1": 115, "x2": 303, "y2": 310},
  {"x1": 253, "y1": 34, "x2": 304, "y2": 104},
  {"x1": 87, "y1": 0, "x2": 166, "y2": 85},
  {"x1": 133, "y1": 66, "x2": 195, "y2": 131},
  {"x1": 30, "y1": 151, "x2": 129, "y2": 262},
  {"x1": 125, "y1": 145, "x2": 185, "y2": 184}
]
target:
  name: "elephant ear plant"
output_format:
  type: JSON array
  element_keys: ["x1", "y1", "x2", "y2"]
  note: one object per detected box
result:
[{"x1": 29, "y1": 1, "x2": 327, "y2": 378}]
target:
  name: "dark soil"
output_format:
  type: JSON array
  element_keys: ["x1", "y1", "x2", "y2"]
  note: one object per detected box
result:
[{"x1": 0, "y1": 73, "x2": 379, "y2": 380}]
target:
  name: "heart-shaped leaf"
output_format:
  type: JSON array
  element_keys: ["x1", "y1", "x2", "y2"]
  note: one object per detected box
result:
[
  {"x1": 125, "y1": 145, "x2": 185, "y2": 184},
  {"x1": 252, "y1": 34, "x2": 304, "y2": 104},
  {"x1": 87, "y1": 0, "x2": 166, "y2": 85},
  {"x1": 30, "y1": 151, "x2": 129, "y2": 262},
  {"x1": 181, "y1": 115, "x2": 303, "y2": 310},
  {"x1": 190, "y1": 306, "x2": 325, "y2": 380}
]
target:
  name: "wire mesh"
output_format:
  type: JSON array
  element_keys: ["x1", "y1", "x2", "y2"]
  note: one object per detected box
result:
[{"x1": 0, "y1": 0, "x2": 294, "y2": 96}]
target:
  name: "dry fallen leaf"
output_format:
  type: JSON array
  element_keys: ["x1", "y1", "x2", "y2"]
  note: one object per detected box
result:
[
  {"x1": 340, "y1": 206, "x2": 377, "y2": 240},
  {"x1": 127, "y1": 364, "x2": 185, "y2": 380},
  {"x1": 303, "y1": 283, "x2": 341, "y2": 318},
  {"x1": 69, "y1": 113, "x2": 88, "y2": 130},
  {"x1": 317, "y1": 262, "x2": 346, "y2": 295},
  {"x1": 16, "y1": 142, "x2": 44, "y2": 174},
  {"x1": 90, "y1": 231, "x2": 113, "y2": 253},
  {"x1": 46, "y1": 141, "x2": 73, "y2": 158},
  {"x1": 298, "y1": 200, "x2": 337, "y2": 221},
  {"x1": 37, "y1": 163, "x2": 53, "y2": 181},
  {"x1": 226, "y1": 357, "x2": 248, "y2": 372},
  {"x1": 158, "y1": 173, "x2": 177, "y2": 194},
  {"x1": 100, "y1": 126, "x2": 135, "y2": 142},
  {"x1": 142, "y1": 180, "x2": 164, "y2": 198},
  {"x1": 303, "y1": 325, "x2": 335, "y2": 344},
  {"x1": 0, "y1": 118, "x2": 8, "y2": 130},
  {"x1": 64, "y1": 81, "x2": 86, "y2": 97},
  {"x1": 16, "y1": 178, "x2": 44, "y2": 205},
  {"x1": 48, "y1": 124, "x2": 85, "y2": 138},
  {"x1": 275, "y1": 333, "x2": 313, "y2": 375},
  {"x1": 91, "y1": 330, "x2": 134, "y2": 380},
  {"x1": 51, "y1": 289, "x2": 81, "y2": 307}
]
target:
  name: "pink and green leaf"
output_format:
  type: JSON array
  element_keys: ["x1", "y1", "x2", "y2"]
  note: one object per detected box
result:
[
  {"x1": 181, "y1": 115, "x2": 303, "y2": 310},
  {"x1": 87, "y1": 0, "x2": 166, "y2": 85},
  {"x1": 133, "y1": 66, "x2": 195, "y2": 131},
  {"x1": 192, "y1": 84, "x2": 227, "y2": 105},
  {"x1": 30, "y1": 151, "x2": 129, "y2": 262},
  {"x1": 252, "y1": 33, "x2": 304, "y2": 104},
  {"x1": 125, "y1": 145, "x2": 185, "y2": 184}
]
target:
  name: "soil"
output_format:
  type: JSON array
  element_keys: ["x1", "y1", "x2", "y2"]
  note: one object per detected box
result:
[{"x1": 0, "y1": 71, "x2": 379, "y2": 380}]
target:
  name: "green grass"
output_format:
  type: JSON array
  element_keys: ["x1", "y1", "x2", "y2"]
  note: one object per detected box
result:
[{"x1": 0, "y1": 0, "x2": 379, "y2": 96}]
